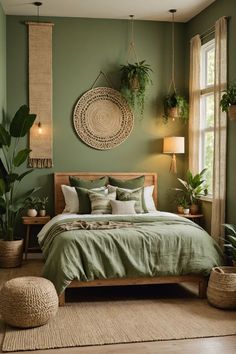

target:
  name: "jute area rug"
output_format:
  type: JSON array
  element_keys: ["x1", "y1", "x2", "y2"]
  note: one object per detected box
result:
[{"x1": 0, "y1": 260, "x2": 236, "y2": 352}]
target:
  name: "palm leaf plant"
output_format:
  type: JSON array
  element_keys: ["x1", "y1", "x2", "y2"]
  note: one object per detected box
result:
[
  {"x1": 0, "y1": 105, "x2": 38, "y2": 241},
  {"x1": 120, "y1": 60, "x2": 152, "y2": 118},
  {"x1": 223, "y1": 224, "x2": 236, "y2": 264}
]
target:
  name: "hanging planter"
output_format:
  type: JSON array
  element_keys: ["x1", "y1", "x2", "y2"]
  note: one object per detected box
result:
[
  {"x1": 162, "y1": 9, "x2": 189, "y2": 124},
  {"x1": 120, "y1": 60, "x2": 152, "y2": 117},
  {"x1": 120, "y1": 16, "x2": 152, "y2": 118}
]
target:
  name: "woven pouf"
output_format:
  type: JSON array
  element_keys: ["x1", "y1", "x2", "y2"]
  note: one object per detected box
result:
[{"x1": 0, "y1": 276, "x2": 58, "y2": 328}]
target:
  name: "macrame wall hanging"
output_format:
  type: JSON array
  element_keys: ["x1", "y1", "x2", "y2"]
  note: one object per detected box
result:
[
  {"x1": 73, "y1": 71, "x2": 134, "y2": 150},
  {"x1": 27, "y1": 3, "x2": 54, "y2": 168}
]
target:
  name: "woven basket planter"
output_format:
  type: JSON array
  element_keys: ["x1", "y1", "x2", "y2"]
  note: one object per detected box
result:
[
  {"x1": 0, "y1": 239, "x2": 23, "y2": 268},
  {"x1": 207, "y1": 266, "x2": 236, "y2": 309}
]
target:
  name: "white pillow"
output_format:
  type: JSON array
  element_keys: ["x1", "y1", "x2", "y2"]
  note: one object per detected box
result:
[
  {"x1": 61, "y1": 185, "x2": 107, "y2": 214},
  {"x1": 108, "y1": 185, "x2": 156, "y2": 213},
  {"x1": 61, "y1": 185, "x2": 79, "y2": 214},
  {"x1": 110, "y1": 200, "x2": 136, "y2": 215}
]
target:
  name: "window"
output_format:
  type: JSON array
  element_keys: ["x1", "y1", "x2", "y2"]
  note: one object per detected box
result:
[{"x1": 200, "y1": 39, "x2": 215, "y2": 195}]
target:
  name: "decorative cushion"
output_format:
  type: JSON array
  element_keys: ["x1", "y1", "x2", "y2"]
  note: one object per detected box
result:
[
  {"x1": 75, "y1": 187, "x2": 107, "y2": 214},
  {"x1": 61, "y1": 185, "x2": 79, "y2": 213},
  {"x1": 116, "y1": 187, "x2": 144, "y2": 213},
  {"x1": 108, "y1": 175, "x2": 145, "y2": 189},
  {"x1": 69, "y1": 176, "x2": 107, "y2": 189},
  {"x1": 0, "y1": 276, "x2": 58, "y2": 328},
  {"x1": 110, "y1": 200, "x2": 136, "y2": 215},
  {"x1": 89, "y1": 191, "x2": 116, "y2": 214}
]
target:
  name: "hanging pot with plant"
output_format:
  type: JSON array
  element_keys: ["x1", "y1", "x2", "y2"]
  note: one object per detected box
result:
[
  {"x1": 162, "y1": 9, "x2": 189, "y2": 124},
  {"x1": 220, "y1": 81, "x2": 236, "y2": 121},
  {"x1": 120, "y1": 15, "x2": 153, "y2": 118}
]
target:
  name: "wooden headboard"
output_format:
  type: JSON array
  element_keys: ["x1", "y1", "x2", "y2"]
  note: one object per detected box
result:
[{"x1": 54, "y1": 172, "x2": 157, "y2": 215}]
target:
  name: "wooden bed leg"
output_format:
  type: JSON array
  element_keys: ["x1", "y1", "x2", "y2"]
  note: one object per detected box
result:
[
  {"x1": 199, "y1": 278, "x2": 208, "y2": 298},
  {"x1": 59, "y1": 292, "x2": 65, "y2": 306}
]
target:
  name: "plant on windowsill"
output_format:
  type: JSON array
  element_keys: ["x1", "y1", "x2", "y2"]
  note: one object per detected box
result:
[
  {"x1": 120, "y1": 60, "x2": 152, "y2": 118},
  {"x1": 0, "y1": 105, "x2": 38, "y2": 268},
  {"x1": 174, "y1": 168, "x2": 208, "y2": 215},
  {"x1": 163, "y1": 91, "x2": 189, "y2": 124},
  {"x1": 223, "y1": 224, "x2": 236, "y2": 267},
  {"x1": 220, "y1": 81, "x2": 236, "y2": 121}
]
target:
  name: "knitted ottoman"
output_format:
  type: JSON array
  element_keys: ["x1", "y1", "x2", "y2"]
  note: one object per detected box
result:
[{"x1": 0, "y1": 276, "x2": 58, "y2": 328}]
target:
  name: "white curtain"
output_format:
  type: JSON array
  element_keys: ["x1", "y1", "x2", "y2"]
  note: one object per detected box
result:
[
  {"x1": 211, "y1": 17, "x2": 227, "y2": 243},
  {"x1": 189, "y1": 35, "x2": 201, "y2": 174}
]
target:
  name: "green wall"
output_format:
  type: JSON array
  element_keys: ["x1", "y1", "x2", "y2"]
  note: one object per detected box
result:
[
  {"x1": 0, "y1": 3, "x2": 6, "y2": 122},
  {"x1": 6, "y1": 16, "x2": 187, "y2": 214},
  {"x1": 186, "y1": 0, "x2": 236, "y2": 224}
]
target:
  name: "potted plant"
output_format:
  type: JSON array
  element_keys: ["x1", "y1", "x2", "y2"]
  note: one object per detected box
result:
[
  {"x1": 37, "y1": 196, "x2": 48, "y2": 216},
  {"x1": 174, "y1": 169, "x2": 208, "y2": 215},
  {"x1": 163, "y1": 91, "x2": 189, "y2": 124},
  {"x1": 220, "y1": 81, "x2": 236, "y2": 120},
  {"x1": 0, "y1": 105, "x2": 37, "y2": 268},
  {"x1": 176, "y1": 195, "x2": 188, "y2": 214},
  {"x1": 120, "y1": 60, "x2": 152, "y2": 117},
  {"x1": 223, "y1": 224, "x2": 236, "y2": 267},
  {"x1": 24, "y1": 196, "x2": 38, "y2": 217},
  {"x1": 182, "y1": 198, "x2": 190, "y2": 215}
]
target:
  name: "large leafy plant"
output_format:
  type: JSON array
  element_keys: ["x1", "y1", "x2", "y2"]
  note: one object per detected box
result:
[
  {"x1": 163, "y1": 91, "x2": 189, "y2": 124},
  {"x1": 220, "y1": 81, "x2": 236, "y2": 112},
  {"x1": 0, "y1": 105, "x2": 37, "y2": 241},
  {"x1": 120, "y1": 60, "x2": 152, "y2": 118},
  {"x1": 223, "y1": 224, "x2": 236, "y2": 262},
  {"x1": 175, "y1": 168, "x2": 208, "y2": 205}
]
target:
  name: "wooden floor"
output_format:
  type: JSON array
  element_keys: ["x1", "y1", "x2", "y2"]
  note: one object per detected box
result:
[{"x1": 8, "y1": 336, "x2": 236, "y2": 354}]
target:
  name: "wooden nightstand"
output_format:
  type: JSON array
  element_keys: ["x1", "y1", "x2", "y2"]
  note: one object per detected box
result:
[
  {"x1": 22, "y1": 216, "x2": 51, "y2": 260},
  {"x1": 176, "y1": 213, "x2": 203, "y2": 225}
]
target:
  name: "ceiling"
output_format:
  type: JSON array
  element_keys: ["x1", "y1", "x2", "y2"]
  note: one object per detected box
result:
[{"x1": 0, "y1": 0, "x2": 215, "y2": 22}]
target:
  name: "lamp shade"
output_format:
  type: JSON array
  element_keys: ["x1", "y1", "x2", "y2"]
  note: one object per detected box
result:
[{"x1": 163, "y1": 137, "x2": 185, "y2": 154}]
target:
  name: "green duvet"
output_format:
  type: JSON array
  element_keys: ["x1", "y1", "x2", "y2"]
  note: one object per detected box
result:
[{"x1": 38, "y1": 214, "x2": 223, "y2": 294}]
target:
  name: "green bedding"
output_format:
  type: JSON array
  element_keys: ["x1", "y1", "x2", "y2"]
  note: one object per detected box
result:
[{"x1": 38, "y1": 214, "x2": 223, "y2": 294}]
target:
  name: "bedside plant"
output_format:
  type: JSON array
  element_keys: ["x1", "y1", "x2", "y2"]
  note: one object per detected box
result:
[
  {"x1": 120, "y1": 60, "x2": 152, "y2": 118},
  {"x1": 220, "y1": 81, "x2": 236, "y2": 120},
  {"x1": 24, "y1": 196, "x2": 38, "y2": 217},
  {"x1": 0, "y1": 105, "x2": 37, "y2": 268},
  {"x1": 37, "y1": 196, "x2": 48, "y2": 216},
  {"x1": 163, "y1": 92, "x2": 189, "y2": 124}
]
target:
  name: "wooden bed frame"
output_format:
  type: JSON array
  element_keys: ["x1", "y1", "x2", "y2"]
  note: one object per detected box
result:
[{"x1": 54, "y1": 172, "x2": 208, "y2": 306}]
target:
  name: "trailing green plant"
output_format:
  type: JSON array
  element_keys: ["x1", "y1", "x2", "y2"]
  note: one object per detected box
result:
[
  {"x1": 163, "y1": 91, "x2": 189, "y2": 124},
  {"x1": 120, "y1": 60, "x2": 152, "y2": 118},
  {"x1": 174, "y1": 168, "x2": 208, "y2": 205},
  {"x1": 0, "y1": 105, "x2": 38, "y2": 241},
  {"x1": 220, "y1": 81, "x2": 236, "y2": 112},
  {"x1": 223, "y1": 224, "x2": 236, "y2": 262}
]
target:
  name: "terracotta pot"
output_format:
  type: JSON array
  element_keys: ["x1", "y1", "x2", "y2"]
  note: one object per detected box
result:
[
  {"x1": 177, "y1": 206, "x2": 184, "y2": 214},
  {"x1": 228, "y1": 105, "x2": 236, "y2": 121},
  {"x1": 190, "y1": 204, "x2": 199, "y2": 215},
  {"x1": 0, "y1": 239, "x2": 24, "y2": 268},
  {"x1": 27, "y1": 208, "x2": 37, "y2": 217},
  {"x1": 39, "y1": 209, "x2": 46, "y2": 217}
]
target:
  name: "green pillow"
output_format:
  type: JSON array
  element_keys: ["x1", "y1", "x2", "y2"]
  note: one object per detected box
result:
[
  {"x1": 116, "y1": 187, "x2": 144, "y2": 213},
  {"x1": 109, "y1": 175, "x2": 145, "y2": 189},
  {"x1": 89, "y1": 191, "x2": 116, "y2": 214},
  {"x1": 75, "y1": 187, "x2": 106, "y2": 214},
  {"x1": 69, "y1": 176, "x2": 107, "y2": 189}
]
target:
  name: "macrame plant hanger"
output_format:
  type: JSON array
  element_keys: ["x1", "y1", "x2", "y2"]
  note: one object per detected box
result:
[
  {"x1": 126, "y1": 15, "x2": 139, "y2": 65},
  {"x1": 168, "y1": 9, "x2": 177, "y2": 95}
]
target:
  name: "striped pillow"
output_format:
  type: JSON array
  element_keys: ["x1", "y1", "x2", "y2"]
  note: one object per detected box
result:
[
  {"x1": 116, "y1": 187, "x2": 144, "y2": 213},
  {"x1": 89, "y1": 191, "x2": 116, "y2": 214}
]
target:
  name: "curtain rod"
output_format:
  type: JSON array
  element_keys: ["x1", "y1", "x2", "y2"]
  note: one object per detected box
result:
[{"x1": 200, "y1": 16, "x2": 230, "y2": 39}]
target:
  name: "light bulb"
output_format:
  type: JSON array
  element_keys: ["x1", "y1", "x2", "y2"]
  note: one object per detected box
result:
[{"x1": 38, "y1": 122, "x2": 42, "y2": 134}]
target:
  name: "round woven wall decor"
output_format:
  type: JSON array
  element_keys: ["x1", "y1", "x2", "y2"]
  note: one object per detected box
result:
[{"x1": 73, "y1": 87, "x2": 134, "y2": 150}]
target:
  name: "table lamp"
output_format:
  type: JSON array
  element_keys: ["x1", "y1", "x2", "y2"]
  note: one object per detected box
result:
[{"x1": 163, "y1": 136, "x2": 185, "y2": 173}]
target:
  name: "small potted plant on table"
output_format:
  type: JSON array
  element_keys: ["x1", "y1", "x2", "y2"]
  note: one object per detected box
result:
[
  {"x1": 24, "y1": 196, "x2": 38, "y2": 217},
  {"x1": 37, "y1": 197, "x2": 48, "y2": 217}
]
